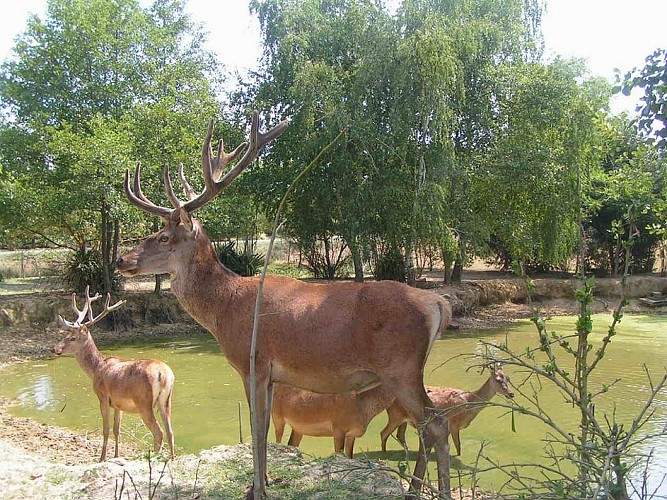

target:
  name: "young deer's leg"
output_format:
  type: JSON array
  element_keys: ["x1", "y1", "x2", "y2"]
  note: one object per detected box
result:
[
  {"x1": 333, "y1": 429, "x2": 346, "y2": 455},
  {"x1": 273, "y1": 414, "x2": 285, "y2": 443},
  {"x1": 158, "y1": 388, "x2": 175, "y2": 459},
  {"x1": 452, "y1": 427, "x2": 461, "y2": 456},
  {"x1": 139, "y1": 409, "x2": 164, "y2": 455},
  {"x1": 396, "y1": 422, "x2": 408, "y2": 449},
  {"x1": 99, "y1": 397, "x2": 111, "y2": 462},
  {"x1": 287, "y1": 430, "x2": 303, "y2": 447},
  {"x1": 344, "y1": 436, "x2": 355, "y2": 458},
  {"x1": 113, "y1": 409, "x2": 122, "y2": 458},
  {"x1": 380, "y1": 404, "x2": 406, "y2": 452}
]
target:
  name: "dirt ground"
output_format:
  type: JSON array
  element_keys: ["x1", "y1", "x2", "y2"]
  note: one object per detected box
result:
[{"x1": 0, "y1": 271, "x2": 665, "y2": 498}]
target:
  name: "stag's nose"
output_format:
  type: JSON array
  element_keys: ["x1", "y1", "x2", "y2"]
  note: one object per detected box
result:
[
  {"x1": 116, "y1": 257, "x2": 124, "y2": 267},
  {"x1": 51, "y1": 347, "x2": 61, "y2": 355}
]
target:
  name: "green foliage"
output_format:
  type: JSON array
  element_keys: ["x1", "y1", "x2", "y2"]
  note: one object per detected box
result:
[
  {"x1": 373, "y1": 246, "x2": 407, "y2": 282},
  {"x1": 617, "y1": 48, "x2": 667, "y2": 150},
  {"x1": 215, "y1": 241, "x2": 265, "y2": 277},
  {"x1": 267, "y1": 261, "x2": 311, "y2": 279},
  {"x1": 0, "y1": 0, "x2": 221, "y2": 269},
  {"x1": 585, "y1": 116, "x2": 663, "y2": 275},
  {"x1": 62, "y1": 248, "x2": 120, "y2": 294}
]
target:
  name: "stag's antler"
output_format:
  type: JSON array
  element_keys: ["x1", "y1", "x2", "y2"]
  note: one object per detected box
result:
[
  {"x1": 58, "y1": 285, "x2": 126, "y2": 329},
  {"x1": 125, "y1": 111, "x2": 288, "y2": 217}
]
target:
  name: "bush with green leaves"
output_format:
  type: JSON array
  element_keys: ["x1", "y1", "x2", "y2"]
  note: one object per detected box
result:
[
  {"x1": 62, "y1": 248, "x2": 120, "y2": 294},
  {"x1": 215, "y1": 241, "x2": 265, "y2": 277},
  {"x1": 373, "y1": 246, "x2": 406, "y2": 282}
]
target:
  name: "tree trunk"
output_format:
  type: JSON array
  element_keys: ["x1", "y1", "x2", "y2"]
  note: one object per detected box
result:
[
  {"x1": 152, "y1": 219, "x2": 162, "y2": 293},
  {"x1": 101, "y1": 203, "x2": 112, "y2": 294},
  {"x1": 350, "y1": 241, "x2": 364, "y2": 282},
  {"x1": 450, "y1": 239, "x2": 466, "y2": 284}
]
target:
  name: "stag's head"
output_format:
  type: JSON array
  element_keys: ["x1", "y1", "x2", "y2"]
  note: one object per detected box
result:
[
  {"x1": 490, "y1": 364, "x2": 515, "y2": 399},
  {"x1": 53, "y1": 286, "x2": 125, "y2": 356},
  {"x1": 117, "y1": 111, "x2": 288, "y2": 278}
]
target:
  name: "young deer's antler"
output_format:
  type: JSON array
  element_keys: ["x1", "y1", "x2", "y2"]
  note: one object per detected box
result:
[
  {"x1": 125, "y1": 111, "x2": 288, "y2": 217},
  {"x1": 58, "y1": 285, "x2": 126, "y2": 329}
]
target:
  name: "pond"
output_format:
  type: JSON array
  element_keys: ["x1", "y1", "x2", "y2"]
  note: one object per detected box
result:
[{"x1": 1, "y1": 314, "x2": 666, "y2": 496}]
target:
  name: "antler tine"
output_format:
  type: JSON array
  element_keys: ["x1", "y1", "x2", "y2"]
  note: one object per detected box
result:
[
  {"x1": 61, "y1": 285, "x2": 98, "y2": 328},
  {"x1": 124, "y1": 164, "x2": 173, "y2": 219},
  {"x1": 83, "y1": 285, "x2": 103, "y2": 324},
  {"x1": 212, "y1": 140, "x2": 247, "y2": 181},
  {"x1": 182, "y1": 112, "x2": 288, "y2": 213},
  {"x1": 178, "y1": 164, "x2": 198, "y2": 201},
  {"x1": 218, "y1": 111, "x2": 289, "y2": 189},
  {"x1": 71, "y1": 289, "x2": 89, "y2": 325},
  {"x1": 58, "y1": 290, "x2": 86, "y2": 329},
  {"x1": 83, "y1": 292, "x2": 127, "y2": 328},
  {"x1": 163, "y1": 165, "x2": 183, "y2": 208}
]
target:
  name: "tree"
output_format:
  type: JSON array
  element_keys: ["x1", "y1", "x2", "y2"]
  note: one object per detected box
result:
[
  {"x1": 585, "y1": 116, "x2": 664, "y2": 276},
  {"x1": 0, "y1": 0, "x2": 222, "y2": 292},
  {"x1": 618, "y1": 48, "x2": 667, "y2": 151},
  {"x1": 248, "y1": 0, "x2": 401, "y2": 280},
  {"x1": 476, "y1": 59, "x2": 605, "y2": 272}
]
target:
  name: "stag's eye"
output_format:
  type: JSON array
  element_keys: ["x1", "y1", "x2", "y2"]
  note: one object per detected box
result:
[{"x1": 159, "y1": 235, "x2": 169, "y2": 243}]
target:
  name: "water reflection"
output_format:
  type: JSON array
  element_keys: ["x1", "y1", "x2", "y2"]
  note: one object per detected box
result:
[
  {"x1": 16, "y1": 373, "x2": 55, "y2": 411},
  {"x1": 0, "y1": 315, "x2": 665, "y2": 496}
]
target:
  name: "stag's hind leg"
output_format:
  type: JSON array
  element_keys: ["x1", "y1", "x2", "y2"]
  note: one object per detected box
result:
[
  {"x1": 391, "y1": 382, "x2": 450, "y2": 499},
  {"x1": 158, "y1": 387, "x2": 175, "y2": 459}
]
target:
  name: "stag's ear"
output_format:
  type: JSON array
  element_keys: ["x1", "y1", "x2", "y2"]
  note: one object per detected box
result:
[{"x1": 178, "y1": 208, "x2": 194, "y2": 232}]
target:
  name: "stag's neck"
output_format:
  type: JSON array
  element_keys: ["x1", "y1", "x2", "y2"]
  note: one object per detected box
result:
[
  {"x1": 75, "y1": 338, "x2": 104, "y2": 380},
  {"x1": 169, "y1": 236, "x2": 243, "y2": 332}
]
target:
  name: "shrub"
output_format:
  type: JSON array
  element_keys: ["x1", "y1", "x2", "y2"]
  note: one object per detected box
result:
[
  {"x1": 373, "y1": 247, "x2": 406, "y2": 282},
  {"x1": 62, "y1": 248, "x2": 120, "y2": 293},
  {"x1": 215, "y1": 241, "x2": 265, "y2": 277}
]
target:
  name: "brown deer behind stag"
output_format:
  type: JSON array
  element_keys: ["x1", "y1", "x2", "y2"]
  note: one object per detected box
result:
[
  {"x1": 380, "y1": 365, "x2": 514, "y2": 456},
  {"x1": 272, "y1": 383, "x2": 394, "y2": 458},
  {"x1": 52, "y1": 286, "x2": 175, "y2": 461},
  {"x1": 116, "y1": 111, "x2": 453, "y2": 499}
]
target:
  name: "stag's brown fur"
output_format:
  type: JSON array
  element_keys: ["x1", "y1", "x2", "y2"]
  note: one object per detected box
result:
[
  {"x1": 117, "y1": 113, "x2": 453, "y2": 498},
  {"x1": 272, "y1": 383, "x2": 394, "y2": 458}
]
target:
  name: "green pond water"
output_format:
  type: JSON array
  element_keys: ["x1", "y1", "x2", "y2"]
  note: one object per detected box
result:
[{"x1": 1, "y1": 314, "x2": 666, "y2": 495}]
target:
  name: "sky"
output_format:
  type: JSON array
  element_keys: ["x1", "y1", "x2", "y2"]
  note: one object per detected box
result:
[{"x1": 0, "y1": 0, "x2": 665, "y2": 114}]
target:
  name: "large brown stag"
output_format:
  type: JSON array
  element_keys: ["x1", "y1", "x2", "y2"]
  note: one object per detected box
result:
[{"x1": 116, "y1": 111, "x2": 452, "y2": 498}]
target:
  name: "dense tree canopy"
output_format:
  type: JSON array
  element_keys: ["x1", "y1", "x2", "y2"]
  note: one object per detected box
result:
[{"x1": 0, "y1": 0, "x2": 664, "y2": 287}]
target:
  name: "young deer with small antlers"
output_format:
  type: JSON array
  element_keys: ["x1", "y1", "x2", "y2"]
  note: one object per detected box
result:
[
  {"x1": 272, "y1": 383, "x2": 394, "y2": 458},
  {"x1": 116, "y1": 111, "x2": 453, "y2": 499},
  {"x1": 380, "y1": 365, "x2": 514, "y2": 456},
  {"x1": 52, "y1": 286, "x2": 175, "y2": 462}
]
